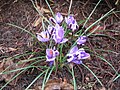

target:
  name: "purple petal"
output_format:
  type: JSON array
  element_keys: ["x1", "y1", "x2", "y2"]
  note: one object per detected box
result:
[
  {"x1": 77, "y1": 36, "x2": 87, "y2": 45},
  {"x1": 46, "y1": 48, "x2": 59, "y2": 60},
  {"x1": 65, "y1": 15, "x2": 74, "y2": 25},
  {"x1": 49, "y1": 17, "x2": 57, "y2": 24},
  {"x1": 53, "y1": 49, "x2": 59, "y2": 57},
  {"x1": 69, "y1": 46, "x2": 78, "y2": 54},
  {"x1": 47, "y1": 25, "x2": 55, "y2": 35},
  {"x1": 36, "y1": 31, "x2": 50, "y2": 42},
  {"x1": 76, "y1": 48, "x2": 90, "y2": 59},
  {"x1": 67, "y1": 54, "x2": 74, "y2": 62},
  {"x1": 72, "y1": 60, "x2": 82, "y2": 64},
  {"x1": 54, "y1": 37, "x2": 62, "y2": 44},
  {"x1": 67, "y1": 52, "x2": 83, "y2": 64},
  {"x1": 81, "y1": 52, "x2": 90, "y2": 59},
  {"x1": 55, "y1": 12, "x2": 63, "y2": 24},
  {"x1": 37, "y1": 34, "x2": 44, "y2": 42},
  {"x1": 46, "y1": 56, "x2": 55, "y2": 62},
  {"x1": 70, "y1": 23, "x2": 78, "y2": 32},
  {"x1": 60, "y1": 38, "x2": 68, "y2": 43},
  {"x1": 53, "y1": 24, "x2": 65, "y2": 44},
  {"x1": 46, "y1": 47, "x2": 59, "y2": 66},
  {"x1": 65, "y1": 15, "x2": 78, "y2": 31},
  {"x1": 53, "y1": 34, "x2": 62, "y2": 44},
  {"x1": 56, "y1": 26, "x2": 64, "y2": 38}
]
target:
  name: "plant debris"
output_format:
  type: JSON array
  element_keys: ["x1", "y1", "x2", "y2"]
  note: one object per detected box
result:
[{"x1": 0, "y1": 58, "x2": 28, "y2": 85}]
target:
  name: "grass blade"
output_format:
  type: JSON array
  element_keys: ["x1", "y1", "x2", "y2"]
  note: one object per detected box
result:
[
  {"x1": 72, "y1": 67, "x2": 77, "y2": 90},
  {"x1": 45, "y1": 66, "x2": 55, "y2": 83},
  {"x1": 68, "y1": 0, "x2": 73, "y2": 15},
  {"x1": 45, "y1": 0, "x2": 54, "y2": 17},
  {"x1": 81, "y1": 8, "x2": 115, "y2": 36},
  {"x1": 96, "y1": 55, "x2": 118, "y2": 74},
  {"x1": 30, "y1": 0, "x2": 50, "y2": 24},
  {"x1": 41, "y1": 66, "x2": 54, "y2": 90},
  {"x1": 113, "y1": 74, "x2": 120, "y2": 81},
  {"x1": 41, "y1": 67, "x2": 50, "y2": 90},
  {"x1": 6, "y1": 23, "x2": 36, "y2": 38},
  {"x1": 0, "y1": 70, "x2": 24, "y2": 90},
  {"x1": 82, "y1": 0, "x2": 102, "y2": 29},
  {"x1": 0, "y1": 59, "x2": 43, "y2": 90},
  {"x1": 25, "y1": 70, "x2": 46, "y2": 90}
]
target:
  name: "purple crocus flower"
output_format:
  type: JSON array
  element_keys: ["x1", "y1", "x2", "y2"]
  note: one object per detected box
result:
[
  {"x1": 67, "y1": 46, "x2": 90, "y2": 64},
  {"x1": 49, "y1": 12, "x2": 63, "y2": 24},
  {"x1": 37, "y1": 31, "x2": 50, "y2": 42},
  {"x1": 76, "y1": 36, "x2": 87, "y2": 45},
  {"x1": 46, "y1": 47, "x2": 59, "y2": 66},
  {"x1": 65, "y1": 15, "x2": 78, "y2": 32},
  {"x1": 55, "y1": 12, "x2": 63, "y2": 24},
  {"x1": 65, "y1": 15, "x2": 75, "y2": 25},
  {"x1": 53, "y1": 24, "x2": 68, "y2": 44}
]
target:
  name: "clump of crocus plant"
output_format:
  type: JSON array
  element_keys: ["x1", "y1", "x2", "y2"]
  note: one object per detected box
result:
[{"x1": 37, "y1": 12, "x2": 90, "y2": 66}]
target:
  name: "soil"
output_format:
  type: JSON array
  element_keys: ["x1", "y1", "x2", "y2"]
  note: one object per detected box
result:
[{"x1": 0, "y1": 0, "x2": 120, "y2": 90}]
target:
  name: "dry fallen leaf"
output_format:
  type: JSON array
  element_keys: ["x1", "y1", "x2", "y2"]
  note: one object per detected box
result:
[
  {"x1": 85, "y1": 22, "x2": 106, "y2": 34},
  {"x1": 61, "y1": 78, "x2": 74, "y2": 90},
  {"x1": 32, "y1": 1, "x2": 50, "y2": 27},
  {"x1": 45, "y1": 79, "x2": 61, "y2": 90},
  {"x1": 87, "y1": 24, "x2": 106, "y2": 34},
  {"x1": 32, "y1": 17, "x2": 42, "y2": 27},
  {"x1": 45, "y1": 78, "x2": 74, "y2": 90},
  {"x1": 8, "y1": 47, "x2": 17, "y2": 51},
  {"x1": 32, "y1": 7, "x2": 50, "y2": 27},
  {"x1": 32, "y1": 2, "x2": 43, "y2": 27},
  {"x1": 31, "y1": 78, "x2": 74, "y2": 90},
  {"x1": 0, "y1": 46, "x2": 17, "y2": 53},
  {"x1": 41, "y1": 7, "x2": 50, "y2": 13}
]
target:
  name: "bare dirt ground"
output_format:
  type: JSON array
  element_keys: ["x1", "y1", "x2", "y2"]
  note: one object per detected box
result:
[{"x1": 0, "y1": 0, "x2": 120, "y2": 90}]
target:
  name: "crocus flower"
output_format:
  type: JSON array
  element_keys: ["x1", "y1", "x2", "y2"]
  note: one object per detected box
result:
[
  {"x1": 53, "y1": 24, "x2": 68, "y2": 44},
  {"x1": 46, "y1": 47, "x2": 59, "y2": 66},
  {"x1": 49, "y1": 12, "x2": 63, "y2": 24},
  {"x1": 65, "y1": 15, "x2": 75, "y2": 25},
  {"x1": 65, "y1": 15, "x2": 78, "y2": 32},
  {"x1": 55, "y1": 12, "x2": 63, "y2": 24},
  {"x1": 76, "y1": 36, "x2": 87, "y2": 45},
  {"x1": 37, "y1": 31, "x2": 50, "y2": 42},
  {"x1": 67, "y1": 46, "x2": 90, "y2": 64}
]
